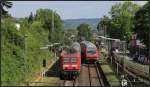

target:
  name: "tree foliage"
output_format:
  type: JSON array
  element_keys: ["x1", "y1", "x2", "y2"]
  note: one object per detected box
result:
[
  {"x1": 77, "y1": 23, "x2": 92, "y2": 41},
  {"x1": 63, "y1": 29, "x2": 78, "y2": 45},
  {"x1": 97, "y1": 1, "x2": 140, "y2": 44},
  {"x1": 28, "y1": 12, "x2": 33, "y2": 24},
  {"x1": 1, "y1": 8, "x2": 63, "y2": 85},
  {"x1": 133, "y1": 2, "x2": 149, "y2": 48},
  {"x1": 97, "y1": 15, "x2": 111, "y2": 37},
  {"x1": 1, "y1": 0, "x2": 13, "y2": 17},
  {"x1": 35, "y1": 9, "x2": 63, "y2": 43}
]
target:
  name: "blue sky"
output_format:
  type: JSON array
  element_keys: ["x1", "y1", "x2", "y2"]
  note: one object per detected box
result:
[{"x1": 9, "y1": 1, "x2": 147, "y2": 20}]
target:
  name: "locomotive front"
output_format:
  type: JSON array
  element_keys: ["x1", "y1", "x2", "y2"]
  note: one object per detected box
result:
[
  {"x1": 60, "y1": 42, "x2": 81, "y2": 79},
  {"x1": 81, "y1": 41, "x2": 99, "y2": 63}
]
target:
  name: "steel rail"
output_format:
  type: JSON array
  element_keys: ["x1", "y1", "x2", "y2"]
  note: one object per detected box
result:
[{"x1": 94, "y1": 61, "x2": 104, "y2": 86}]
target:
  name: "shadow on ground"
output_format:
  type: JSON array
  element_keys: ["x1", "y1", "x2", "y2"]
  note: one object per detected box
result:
[{"x1": 45, "y1": 60, "x2": 60, "y2": 77}]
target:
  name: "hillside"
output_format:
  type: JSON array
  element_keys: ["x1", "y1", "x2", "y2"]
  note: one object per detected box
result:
[{"x1": 62, "y1": 18, "x2": 100, "y2": 31}]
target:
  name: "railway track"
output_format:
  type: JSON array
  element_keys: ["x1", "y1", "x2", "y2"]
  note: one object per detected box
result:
[
  {"x1": 62, "y1": 62, "x2": 109, "y2": 86},
  {"x1": 77, "y1": 64, "x2": 90, "y2": 86},
  {"x1": 62, "y1": 64, "x2": 90, "y2": 86},
  {"x1": 94, "y1": 62, "x2": 105, "y2": 86},
  {"x1": 77, "y1": 62, "x2": 107, "y2": 86},
  {"x1": 62, "y1": 72, "x2": 79, "y2": 86},
  {"x1": 63, "y1": 79, "x2": 76, "y2": 86},
  {"x1": 88, "y1": 63, "x2": 101, "y2": 86}
]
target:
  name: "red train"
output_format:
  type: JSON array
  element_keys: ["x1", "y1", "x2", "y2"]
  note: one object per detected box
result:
[
  {"x1": 59, "y1": 42, "x2": 81, "y2": 79},
  {"x1": 80, "y1": 41, "x2": 99, "y2": 63}
]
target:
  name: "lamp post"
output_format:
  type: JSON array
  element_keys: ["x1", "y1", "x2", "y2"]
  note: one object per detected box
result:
[
  {"x1": 98, "y1": 23, "x2": 100, "y2": 36},
  {"x1": 24, "y1": 34, "x2": 28, "y2": 52},
  {"x1": 23, "y1": 34, "x2": 28, "y2": 85},
  {"x1": 51, "y1": 10, "x2": 56, "y2": 43},
  {"x1": 122, "y1": 39, "x2": 127, "y2": 75}
]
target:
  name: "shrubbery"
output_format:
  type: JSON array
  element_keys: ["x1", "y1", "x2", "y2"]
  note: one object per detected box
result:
[{"x1": 1, "y1": 9, "x2": 64, "y2": 85}]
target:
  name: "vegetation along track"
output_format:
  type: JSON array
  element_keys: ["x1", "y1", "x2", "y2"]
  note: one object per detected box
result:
[{"x1": 94, "y1": 61, "x2": 110, "y2": 86}]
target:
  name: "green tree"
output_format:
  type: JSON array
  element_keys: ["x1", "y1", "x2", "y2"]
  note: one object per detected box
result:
[
  {"x1": 133, "y1": 2, "x2": 149, "y2": 48},
  {"x1": 35, "y1": 9, "x2": 63, "y2": 43},
  {"x1": 77, "y1": 23, "x2": 92, "y2": 41},
  {"x1": 1, "y1": 8, "x2": 64, "y2": 85},
  {"x1": 97, "y1": 15, "x2": 111, "y2": 37},
  {"x1": 1, "y1": 18, "x2": 27, "y2": 84},
  {"x1": 98, "y1": 1, "x2": 140, "y2": 44},
  {"x1": 1, "y1": 0, "x2": 12, "y2": 16},
  {"x1": 111, "y1": 2, "x2": 139, "y2": 41},
  {"x1": 28, "y1": 12, "x2": 33, "y2": 23}
]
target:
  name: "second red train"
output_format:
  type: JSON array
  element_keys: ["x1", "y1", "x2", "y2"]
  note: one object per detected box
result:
[{"x1": 59, "y1": 41, "x2": 100, "y2": 79}]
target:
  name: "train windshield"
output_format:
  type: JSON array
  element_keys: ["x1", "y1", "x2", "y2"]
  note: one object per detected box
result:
[
  {"x1": 63, "y1": 58, "x2": 70, "y2": 62},
  {"x1": 87, "y1": 49, "x2": 96, "y2": 54},
  {"x1": 70, "y1": 58, "x2": 77, "y2": 63},
  {"x1": 63, "y1": 58, "x2": 77, "y2": 63}
]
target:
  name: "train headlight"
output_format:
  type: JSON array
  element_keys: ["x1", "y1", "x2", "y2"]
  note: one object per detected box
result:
[
  {"x1": 63, "y1": 65, "x2": 69, "y2": 69},
  {"x1": 72, "y1": 65, "x2": 77, "y2": 67},
  {"x1": 72, "y1": 65, "x2": 77, "y2": 69}
]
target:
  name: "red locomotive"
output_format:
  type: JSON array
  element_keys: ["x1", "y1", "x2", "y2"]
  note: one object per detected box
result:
[
  {"x1": 60, "y1": 42, "x2": 81, "y2": 79},
  {"x1": 80, "y1": 41, "x2": 99, "y2": 63}
]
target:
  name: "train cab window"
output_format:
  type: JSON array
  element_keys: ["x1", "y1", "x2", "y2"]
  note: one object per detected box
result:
[
  {"x1": 70, "y1": 58, "x2": 77, "y2": 63},
  {"x1": 87, "y1": 50, "x2": 96, "y2": 54},
  {"x1": 63, "y1": 58, "x2": 70, "y2": 62}
]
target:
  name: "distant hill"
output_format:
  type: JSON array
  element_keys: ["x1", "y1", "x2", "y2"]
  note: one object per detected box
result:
[{"x1": 62, "y1": 18, "x2": 100, "y2": 32}]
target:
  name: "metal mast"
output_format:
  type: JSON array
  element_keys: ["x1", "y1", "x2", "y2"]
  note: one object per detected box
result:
[
  {"x1": 50, "y1": 10, "x2": 55, "y2": 43},
  {"x1": 52, "y1": 10, "x2": 54, "y2": 32}
]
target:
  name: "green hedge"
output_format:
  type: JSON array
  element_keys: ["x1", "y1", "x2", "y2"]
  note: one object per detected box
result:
[{"x1": 1, "y1": 18, "x2": 53, "y2": 86}]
